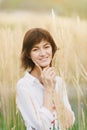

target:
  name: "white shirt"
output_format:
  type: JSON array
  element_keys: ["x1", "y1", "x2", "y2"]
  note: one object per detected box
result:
[{"x1": 16, "y1": 71, "x2": 75, "y2": 130}]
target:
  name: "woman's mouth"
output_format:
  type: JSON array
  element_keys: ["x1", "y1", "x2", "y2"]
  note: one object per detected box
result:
[{"x1": 39, "y1": 57, "x2": 48, "y2": 61}]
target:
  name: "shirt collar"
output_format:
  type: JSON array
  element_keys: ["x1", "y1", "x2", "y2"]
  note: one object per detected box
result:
[
  {"x1": 25, "y1": 71, "x2": 37, "y2": 82},
  {"x1": 25, "y1": 71, "x2": 44, "y2": 89}
]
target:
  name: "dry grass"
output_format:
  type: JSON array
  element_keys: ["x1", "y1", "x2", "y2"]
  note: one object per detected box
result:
[{"x1": 0, "y1": 12, "x2": 87, "y2": 130}]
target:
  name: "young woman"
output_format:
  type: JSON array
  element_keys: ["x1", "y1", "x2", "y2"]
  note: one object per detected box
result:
[{"x1": 16, "y1": 28, "x2": 75, "y2": 130}]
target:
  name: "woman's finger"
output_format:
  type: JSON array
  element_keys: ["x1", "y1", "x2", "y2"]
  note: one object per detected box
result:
[{"x1": 32, "y1": 59, "x2": 42, "y2": 73}]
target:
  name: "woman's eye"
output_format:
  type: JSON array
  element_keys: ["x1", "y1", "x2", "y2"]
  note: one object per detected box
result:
[
  {"x1": 32, "y1": 48, "x2": 38, "y2": 51},
  {"x1": 45, "y1": 45, "x2": 50, "y2": 48}
]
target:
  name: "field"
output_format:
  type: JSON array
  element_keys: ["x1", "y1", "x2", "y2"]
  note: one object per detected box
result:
[{"x1": 0, "y1": 11, "x2": 87, "y2": 130}]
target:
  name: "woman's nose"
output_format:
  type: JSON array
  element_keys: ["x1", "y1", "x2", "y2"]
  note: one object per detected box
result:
[{"x1": 39, "y1": 49, "x2": 46, "y2": 55}]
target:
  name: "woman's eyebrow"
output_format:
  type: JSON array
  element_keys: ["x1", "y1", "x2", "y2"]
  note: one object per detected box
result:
[
  {"x1": 32, "y1": 42, "x2": 50, "y2": 48},
  {"x1": 43, "y1": 42, "x2": 50, "y2": 46},
  {"x1": 32, "y1": 44, "x2": 39, "y2": 48}
]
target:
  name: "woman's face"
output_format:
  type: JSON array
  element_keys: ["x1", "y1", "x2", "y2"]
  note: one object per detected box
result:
[{"x1": 30, "y1": 40, "x2": 52, "y2": 69}]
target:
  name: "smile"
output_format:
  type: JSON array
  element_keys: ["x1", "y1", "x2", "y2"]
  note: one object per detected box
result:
[{"x1": 39, "y1": 57, "x2": 49, "y2": 61}]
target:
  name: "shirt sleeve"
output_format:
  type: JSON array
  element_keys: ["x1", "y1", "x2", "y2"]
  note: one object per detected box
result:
[
  {"x1": 55, "y1": 77, "x2": 75, "y2": 124},
  {"x1": 61, "y1": 80, "x2": 75, "y2": 124},
  {"x1": 16, "y1": 81, "x2": 54, "y2": 130}
]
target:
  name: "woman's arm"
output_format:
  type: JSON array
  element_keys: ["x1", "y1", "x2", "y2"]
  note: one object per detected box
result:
[
  {"x1": 41, "y1": 67, "x2": 57, "y2": 112},
  {"x1": 41, "y1": 67, "x2": 75, "y2": 130},
  {"x1": 16, "y1": 81, "x2": 54, "y2": 130},
  {"x1": 54, "y1": 79, "x2": 75, "y2": 130}
]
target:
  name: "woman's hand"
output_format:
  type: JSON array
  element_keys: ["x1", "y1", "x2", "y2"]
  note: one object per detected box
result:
[
  {"x1": 41, "y1": 67, "x2": 56, "y2": 91},
  {"x1": 32, "y1": 60, "x2": 57, "y2": 111},
  {"x1": 33, "y1": 59, "x2": 56, "y2": 91}
]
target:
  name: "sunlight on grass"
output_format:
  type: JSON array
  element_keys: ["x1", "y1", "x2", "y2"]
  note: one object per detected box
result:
[{"x1": 0, "y1": 12, "x2": 87, "y2": 130}]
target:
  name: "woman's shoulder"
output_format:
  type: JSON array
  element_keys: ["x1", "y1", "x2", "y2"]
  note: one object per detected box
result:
[
  {"x1": 16, "y1": 71, "x2": 33, "y2": 90},
  {"x1": 17, "y1": 77, "x2": 25, "y2": 86},
  {"x1": 16, "y1": 75, "x2": 27, "y2": 91},
  {"x1": 16, "y1": 71, "x2": 38, "y2": 92}
]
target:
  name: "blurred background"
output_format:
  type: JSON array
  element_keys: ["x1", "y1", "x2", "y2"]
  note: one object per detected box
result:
[
  {"x1": 0, "y1": 0, "x2": 87, "y2": 130},
  {"x1": 0, "y1": 0, "x2": 87, "y2": 18}
]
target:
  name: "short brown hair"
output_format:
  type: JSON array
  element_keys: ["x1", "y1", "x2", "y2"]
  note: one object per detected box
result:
[{"x1": 21, "y1": 28, "x2": 57, "y2": 70}]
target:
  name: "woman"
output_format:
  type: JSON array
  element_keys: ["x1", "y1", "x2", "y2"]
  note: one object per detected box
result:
[{"x1": 16, "y1": 28, "x2": 75, "y2": 130}]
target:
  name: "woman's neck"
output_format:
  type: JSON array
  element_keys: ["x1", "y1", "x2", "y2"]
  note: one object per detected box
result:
[{"x1": 30, "y1": 66, "x2": 41, "y2": 81}]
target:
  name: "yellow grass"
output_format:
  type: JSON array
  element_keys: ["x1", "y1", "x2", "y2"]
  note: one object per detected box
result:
[{"x1": 0, "y1": 12, "x2": 87, "y2": 130}]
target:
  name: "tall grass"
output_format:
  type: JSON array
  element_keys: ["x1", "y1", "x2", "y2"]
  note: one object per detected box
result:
[{"x1": 0, "y1": 12, "x2": 87, "y2": 130}]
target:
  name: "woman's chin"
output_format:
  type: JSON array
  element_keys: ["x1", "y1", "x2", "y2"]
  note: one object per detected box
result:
[
  {"x1": 40, "y1": 64, "x2": 50, "y2": 69},
  {"x1": 37, "y1": 61, "x2": 51, "y2": 68}
]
